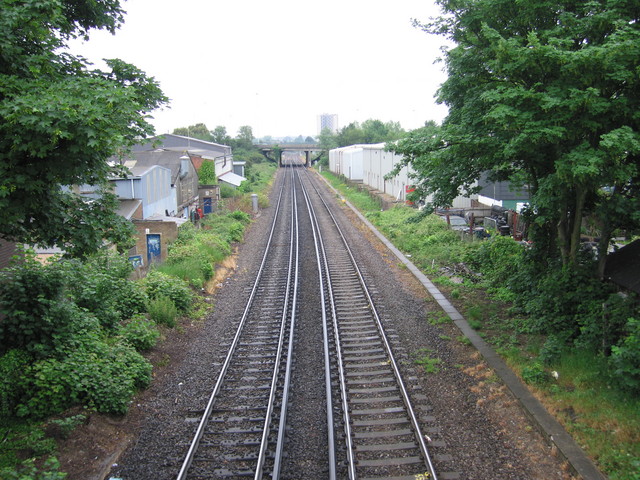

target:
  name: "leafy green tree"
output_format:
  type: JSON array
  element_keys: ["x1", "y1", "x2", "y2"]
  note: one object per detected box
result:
[
  {"x1": 233, "y1": 125, "x2": 255, "y2": 150},
  {"x1": 211, "y1": 125, "x2": 231, "y2": 145},
  {"x1": 173, "y1": 123, "x2": 213, "y2": 141},
  {"x1": 331, "y1": 119, "x2": 405, "y2": 148},
  {"x1": 391, "y1": 0, "x2": 640, "y2": 271},
  {"x1": 318, "y1": 127, "x2": 339, "y2": 151},
  {"x1": 0, "y1": 0, "x2": 167, "y2": 257},
  {"x1": 362, "y1": 119, "x2": 405, "y2": 144},
  {"x1": 337, "y1": 122, "x2": 366, "y2": 147}
]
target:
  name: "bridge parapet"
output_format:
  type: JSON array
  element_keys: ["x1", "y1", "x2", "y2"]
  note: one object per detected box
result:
[
  {"x1": 255, "y1": 143, "x2": 323, "y2": 152},
  {"x1": 255, "y1": 144, "x2": 324, "y2": 166}
]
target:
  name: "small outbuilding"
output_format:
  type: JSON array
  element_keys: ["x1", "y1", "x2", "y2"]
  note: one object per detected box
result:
[{"x1": 604, "y1": 239, "x2": 640, "y2": 294}]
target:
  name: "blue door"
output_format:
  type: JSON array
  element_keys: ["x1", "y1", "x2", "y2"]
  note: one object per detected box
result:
[
  {"x1": 146, "y1": 234, "x2": 161, "y2": 265},
  {"x1": 203, "y1": 197, "x2": 212, "y2": 214}
]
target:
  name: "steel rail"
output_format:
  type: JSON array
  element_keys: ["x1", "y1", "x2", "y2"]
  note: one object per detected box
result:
[
  {"x1": 270, "y1": 166, "x2": 301, "y2": 479},
  {"x1": 255, "y1": 165, "x2": 300, "y2": 479},
  {"x1": 301, "y1": 168, "x2": 438, "y2": 480},
  {"x1": 176, "y1": 167, "x2": 293, "y2": 480},
  {"x1": 297, "y1": 167, "x2": 356, "y2": 480},
  {"x1": 294, "y1": 167, "x2": 339, "y2": 480}
]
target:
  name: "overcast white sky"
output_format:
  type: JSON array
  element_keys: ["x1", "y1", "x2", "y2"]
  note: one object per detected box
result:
[{"x1": 69, "y1": 0, "x2": 451, "y2": 139}]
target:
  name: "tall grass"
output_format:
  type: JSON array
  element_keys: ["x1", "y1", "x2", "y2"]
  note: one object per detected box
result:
[
  {"x1": 157, "y1": 213, "x2": 249, "y2": 288},
  {"x1": 543, "y1": 351, "x2": 639, "y2": 479}
]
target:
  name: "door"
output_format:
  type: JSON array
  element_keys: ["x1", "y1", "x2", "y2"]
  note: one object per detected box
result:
[
  {"x1": 146, "y1": 234, "x2": 161, "y2": 265},
  {"x1": 203, "y1": 197, "x2": 212, "y2": 214}
]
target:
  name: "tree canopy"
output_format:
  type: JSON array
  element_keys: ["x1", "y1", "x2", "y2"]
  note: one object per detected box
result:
[
  {"x1": 173, "y1": 123, "x2": 213, "y2": 142},
  {"x1": 0, "y1": 0, "x2": 167, "y2": 257},
  {"x1": 211, "y1": 125, "x2": 232, "y2": 146},
  {"x1": 390, "y1": 0, "x2": 640, "y2": 272},
  {"x1": 319, "y1": 119, "x2": 406, "y2": 149}
]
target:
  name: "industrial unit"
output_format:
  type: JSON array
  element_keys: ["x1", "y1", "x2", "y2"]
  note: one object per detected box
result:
[{"x1": 329, "y1": 143, "x2": 474, "y2": 207}]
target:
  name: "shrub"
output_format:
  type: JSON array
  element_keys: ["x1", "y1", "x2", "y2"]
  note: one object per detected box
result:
[
  {"x1": 521, "y1": 362, "x2": 550, "y2": 385},
  {"x1": 220, "y1": 183, "x2": 240, "y2": 198},
  {"x1": 0, "y1": 457, "x2": 66, "y2": 480},
  {"x1": 577, "y1": 292, "x2": 636, "y2": 354},
  {"x1": 0, "y1": 256, "x2": 67, "y2": 355},
  {"x1": 18, "y1": 340, "x2": 151, "y2": 418},
  {"x1": 143, "y1": 271, "x2": 193, "y2": 312},
  {"x1": 465, "y1": 235, "x2": 524, "y2": 286},
  {"x1": 147, "y1": 295, "x2": 178, "y2": 328},
  {"x1": 0, "y1": 349, "x2": 31, "y2": 417},
  {"x1": 0, "y1": 252, "x2": 149, "y2": 355},
  {"x1": 117, "y1": 315, "x2": 160, "y2": 351},
  {"x1": 203, "y1": 214, "x2": 247, "y2": 243},
  {"x1": 229, "y1": 210, "x2": 251, "y2": 223},
  {"x1": 520, "y1": 266, "x2": 606, "y2": 338},
  {"x1": 62, "y1": 254, "x2": 146, "y2": 330},
  {"x1": 539, "y1": 335, "x2": 565, "y2": 366},
  {"x1": 610, "y1": 318, "x2": 640, "y2": 394}
]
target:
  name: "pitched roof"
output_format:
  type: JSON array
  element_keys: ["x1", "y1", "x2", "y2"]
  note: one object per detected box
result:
[
  {"x1": 134, "y1": 134, "x2": 231, "y2": 154},
  {"x1": 125, "y1": 150, "x2": 189, "y2": 182}
]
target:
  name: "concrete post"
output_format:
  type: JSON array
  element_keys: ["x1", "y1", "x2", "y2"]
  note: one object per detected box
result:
[{"x1": 251, "y1": 194, "x2": 258, "y2": 214}]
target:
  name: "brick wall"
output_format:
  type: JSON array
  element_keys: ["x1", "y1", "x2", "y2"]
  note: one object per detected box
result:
[{"x1": 132, "y1": 220, "x2": 180, "y2": 266}]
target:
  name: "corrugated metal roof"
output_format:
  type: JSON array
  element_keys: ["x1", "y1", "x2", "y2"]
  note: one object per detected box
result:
[{"x1": 132, "y1": 134, "x2": 231, "y2": 153}]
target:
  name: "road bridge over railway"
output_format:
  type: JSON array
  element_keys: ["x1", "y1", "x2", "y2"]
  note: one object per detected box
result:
[{"x1": 255, "y1": 144, "x2": 324, "y2": 167}]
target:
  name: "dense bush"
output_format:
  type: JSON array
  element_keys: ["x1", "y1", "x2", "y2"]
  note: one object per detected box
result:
[
  {"x1": 117, "y1": 314, "x2": 160, "y2": 351},
  {"x1": 0, "y1": 251, "x2": 158, "y2": 420},
  {"x1": 0, "y1": 457, "x2": 66, "y2": 480},
  {"x1": 0, "y1": 350, "x2": 31, "y2": 417},
  {"x1": 465, "y1": 235, "x2": 524, "y2": 287},
  {"x1": 203, "y1": 211, "x2": 250, "y2": 243},
  {"x1": 18, "y1": 339, "x2": 151, "y2": 418},
  {"x1": 229, "y1": 210, "x2": 251, "y2": 223},
  {"x1": 610, "y1": 318, "x2": 640, "y2": 393},
  {"x1": 0, "y1": 256, "x2": 67, "y2": 355},
  {"x1": 0, "y1": 253, "x2": 148, "y2": 356},
  {"x1": 62, "y1": 254, "x2": 147, "y2": 330},
  {"x1": 220, "y1": 183, "x2": 240, "y2": 198},
  {"x1": 143, "y1": 271, "x2": 193, "y2": 312}
]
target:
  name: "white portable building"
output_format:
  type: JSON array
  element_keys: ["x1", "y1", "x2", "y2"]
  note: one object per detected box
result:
[{"x1": 329, "y1": 145, "x2": 364, "y2": 181}]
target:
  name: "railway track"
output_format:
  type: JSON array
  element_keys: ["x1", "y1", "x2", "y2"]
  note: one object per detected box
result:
[
  {"x1": 176, "y1": 167, "x2": 300, "y2": 479},
  {"x1": 176, "y1": 163, "x2": 442, "y2": 479},
  {"x1": 298, "y1": 167, "x2": 438, "y2": 480}
]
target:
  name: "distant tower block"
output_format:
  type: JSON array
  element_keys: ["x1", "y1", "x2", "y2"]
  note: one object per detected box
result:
[{"x1": 317, "y1": 113, "x2": 338, "y2": 134}]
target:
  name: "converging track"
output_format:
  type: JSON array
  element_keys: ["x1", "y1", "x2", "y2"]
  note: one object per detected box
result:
[
  {"x1": 176, "y1": 165, "x2": 441, "y2": 479},
  {"x1": 177, "y1": 167, "x2": 300, "y2": 479}
]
